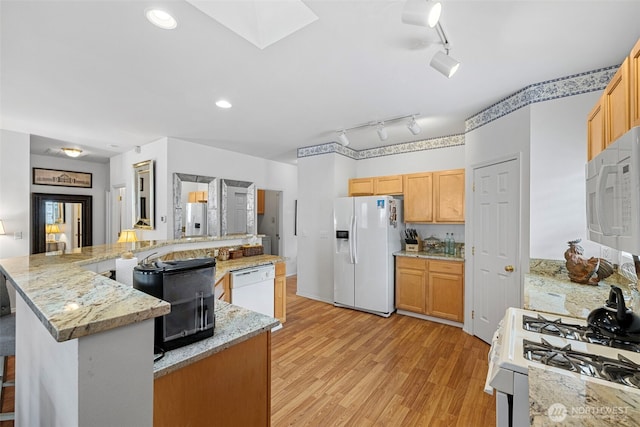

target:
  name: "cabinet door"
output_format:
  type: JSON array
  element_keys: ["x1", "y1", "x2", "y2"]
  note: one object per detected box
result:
[
  {"x1": 403, "y1": 172, "x2": 433, "y2": 222},
  {"x1": 257, "y1": 189, "x2": 265, "y2": 215},
  {"x1": 587, "y1": 98, "x2": 605, "y2": 160},
  {"x1": 349, "y1": 178, "x2": 375, "y2": 196},
  {"x1": 427, "y1": 270, "x2": 463, "y2": 322},
  {"x1": 395, "y1": 257, "x2": 426, "y2": 313},
  {"x1": 631, "y1": 38, "x2": 640, "y2": 127},
  {"x1": 604, "y1": 57, "x2": 630, "y2": 145},
  {"x1": 434, "y1": 169, "x2": 465, "y2": 223},
  {"x1": 374, "y1": 175, "x2": 403, "y2": 195},
  {"x1": 274, "y1": 262, "x2": 286, "y2": 323},
  {"x1": 215, "y1": 273, "x2": 231, "y2": 303}
]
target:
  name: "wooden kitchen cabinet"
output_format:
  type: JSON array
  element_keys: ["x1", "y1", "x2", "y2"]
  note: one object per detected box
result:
[
  {"x1": 403, "y1": 172, "x2": 433, "y2": 222},
  {"x1": 374, "y1": 175, "x2": 403, "y2": 195},
  {"x1": 395, "y1": 257, "x2": 427, "y2": 313},
  {"x1": 348, "y1": 177, "x2": 375, "y2": 196},
  {"x1": 274, "y1": 262, "x2": 286, "y2": 323},
  {"x1": 257, "y1": 189, "x2": 265, "y2": 215},
  {"x1": 604, "y1": 56, "x2": 630, "y2": 145},
  {"x1": 631, "y1": 38, "x2": 640, "y2": 127},
  {"x1": 587, "y1": 98, "x2": 606, "y2": 160},
  {"x1": 395, "y1": 257, "x2": 464, "y2": 323},
  {"x1": 188, "y1": 191, "x2": 207, "y2": 203},
  {"x1": 214, "y1": 273, "x2": 231, "y2": 303},
  {"x1": 427, "y1": 260, "x2": 464, "y2": 322},
  {"x1": 433, "y1": 169, "x2": 465, "y2": 223}
]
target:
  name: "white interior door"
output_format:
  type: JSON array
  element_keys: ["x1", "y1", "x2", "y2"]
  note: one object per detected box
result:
[
  {"x1": 472, "y1": 158, "x2": 520, "y2": 343},
  {"x1": 230, "y1": 192, "x2": 247, "y2": 234}
]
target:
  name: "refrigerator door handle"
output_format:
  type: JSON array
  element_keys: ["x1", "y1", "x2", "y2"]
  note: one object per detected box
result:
[
  {"x1": 349, "y1": 215, "x2": 355, "y2": 264},
  {"x1": 353, "y1": 214, "x2": 358, "y2": 264}
]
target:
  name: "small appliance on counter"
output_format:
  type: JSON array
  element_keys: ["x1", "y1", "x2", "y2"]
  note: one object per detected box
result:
[{"x1": 133, "y1": 257, "x2": 216, "y2": 352}]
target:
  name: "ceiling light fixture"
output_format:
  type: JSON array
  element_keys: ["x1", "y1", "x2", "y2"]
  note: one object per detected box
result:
[
  {"x1": 215, "y1": 99, "x2": 232, "y2": 109},
  {"x1": 376, "y1": 123, "x2": 388, "y2": 141},
  {"x1": 61, "y1": 148, "x2": 82, "y2": 158},
  {"x1": 337, "y1": 130, "x2": 350, "y2": 146},
  {"x1": 430, "y1": 50, "x2": 460, "y2": 78},
  {"x1": 145, "y1": 9, "x2": 177, "y2": 30},
  {"x1": 407, "y1": 116, "x2": 421, "y2": 135},
  {"x1": 401, "y1": 0, "x2": 442, "y2": 28},
  {"x1": 0, "y1": 220, "x2": 5, "y2": 235}
]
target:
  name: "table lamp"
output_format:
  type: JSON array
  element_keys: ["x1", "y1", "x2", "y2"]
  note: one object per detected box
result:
[
  {"x1": 46, "y1": 223, "x2": 61, "y2": 241},
  {"x1": 116, "y1": 229, "x2": 139, "y2": 286}
]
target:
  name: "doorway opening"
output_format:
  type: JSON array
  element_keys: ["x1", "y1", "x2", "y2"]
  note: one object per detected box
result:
[{"x1": 257, "y1": 190, "x2": 283, "y2": 256}]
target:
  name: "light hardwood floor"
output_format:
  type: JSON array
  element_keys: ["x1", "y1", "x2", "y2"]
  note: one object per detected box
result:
[{"x1": 271, "y1": 276, "x2": 496, "y2": 426}]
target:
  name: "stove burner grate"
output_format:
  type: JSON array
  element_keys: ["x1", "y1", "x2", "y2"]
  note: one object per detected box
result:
[{"x1": 523, "y1": 338, "x2": 640, "y2": 389}]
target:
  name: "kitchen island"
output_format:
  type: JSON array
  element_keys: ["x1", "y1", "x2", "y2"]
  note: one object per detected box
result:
[{"x1": 0, "y1": 235, "x2": 282, "y2": 427}]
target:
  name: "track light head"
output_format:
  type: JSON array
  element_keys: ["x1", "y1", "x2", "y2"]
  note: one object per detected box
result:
[
  {"x1": 337, "y1": 130, "x2": 350, "y2": 146},
  {"x1": 402, "y1": 0, "x2": 442, "y2": 28},
  {"x1": 376, "y1": 123, "x2": 388, "y2": 141},
  {"x1": 407, "y1": 117, "x2": 421, "y2": 135},
  {"x1": 430, "y1": 51, "x2": 460, "y2": 78}
]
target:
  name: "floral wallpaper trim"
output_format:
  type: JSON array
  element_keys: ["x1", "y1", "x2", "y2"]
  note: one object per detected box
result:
[
  {"x1": 298, "y1": 66, "x2": 618, "y2": 160},
  {"x1": 465, "y1": 66, "x2": 618, "y2": 132}
]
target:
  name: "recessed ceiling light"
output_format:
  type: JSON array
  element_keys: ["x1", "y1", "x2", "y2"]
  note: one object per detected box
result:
[
  {"x1": 215, "y1": 100, "x2": 232, "y2": 109},
  {"x1": 145, "y1": 9, "x2": 177, "y2": 30}
]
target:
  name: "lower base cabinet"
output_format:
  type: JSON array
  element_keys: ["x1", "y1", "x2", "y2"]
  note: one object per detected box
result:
[
  {"x1": 154, "y1": 331, "x2": 271, "y2": 427},
  {"x1": 395, "y1": 257, "x2": 464, "y2": 323}
]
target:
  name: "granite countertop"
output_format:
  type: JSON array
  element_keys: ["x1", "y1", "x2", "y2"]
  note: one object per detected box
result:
[
  {"x1": 529, "y1": 366, "x2": 640, "y2": 426},
  {"x1": 0, "y1": 235, "x2": 281, "y2": 343},
  {"x1": 525, "y1": 259, "x2": 633, "y2": 319},
  {"x1": 154, "y1": 299, "x2": 279, "y2": 379},
  {"x1": 394, "y1": 250, "x2": 465, "y2": 262}
]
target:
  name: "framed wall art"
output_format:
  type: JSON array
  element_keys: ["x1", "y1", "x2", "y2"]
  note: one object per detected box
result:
[{"x1": 33, "y1": 168, "x2": 92, "y2": 188}]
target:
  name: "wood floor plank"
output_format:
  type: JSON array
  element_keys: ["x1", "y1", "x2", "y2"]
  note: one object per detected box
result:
[{"x1": 271, "y1": 276, "x2": 496, "y2": 426}]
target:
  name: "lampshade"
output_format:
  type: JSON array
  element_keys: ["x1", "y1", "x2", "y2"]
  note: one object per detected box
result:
[
  {"x1": 0, "y1": 220, "x2": 5, "y2": 235},
  {"x1": 402, "y1": 0, "x2": 442, "y2": 28},
  {"x1": 430, "y1": 51, "x2": 460, "y2": 78},
  {"x1": 117, "y1": 229, "x2": 139, "y2": 243},
  {"x1": 46, "y1": 224, "x2": 61, "y2": 234}
]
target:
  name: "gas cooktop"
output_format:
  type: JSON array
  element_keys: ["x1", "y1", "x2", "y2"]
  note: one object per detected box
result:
[{"x1": 522, "y1": 312, "x2": 640, "y2": 353}]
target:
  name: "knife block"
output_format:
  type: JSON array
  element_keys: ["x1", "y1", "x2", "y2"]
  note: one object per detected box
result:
[{"x1": 405, "y1": 241, "x2": 423, "y2": 252}]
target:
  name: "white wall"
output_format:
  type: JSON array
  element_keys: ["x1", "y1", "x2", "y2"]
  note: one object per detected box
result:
[
  {"x1": 110, "y1": 138, "x2": 299, "y2": 274},
  {"x1": 31, "y1": 154, "x2": 109, "y2": 246},
  {"x1": 530, "y1": 91, "x2": 602, "y2": 260},
  {"x1": 356, "y1": 144, "x2": 465, "y2": 177},
  {"x1": 0, "y1": 130, "x2": 30, "y2": 258}
]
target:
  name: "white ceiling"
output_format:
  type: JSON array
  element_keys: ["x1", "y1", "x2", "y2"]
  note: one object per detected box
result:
[{"x1": 2, "y1": 0, "x2": 640, "y2": 165}]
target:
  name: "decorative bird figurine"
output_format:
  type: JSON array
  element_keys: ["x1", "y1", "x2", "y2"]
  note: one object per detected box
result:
[{"x1": 564, "y1": 239, "x2": 614, "y2": 285}]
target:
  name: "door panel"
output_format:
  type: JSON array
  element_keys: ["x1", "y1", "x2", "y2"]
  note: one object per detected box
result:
[
  {"x1": 473, "y1": 159, "x2": 519, "y2": 343},
  {"x1": 334, "y1": 198, "x2": 355, "y2": 306}
]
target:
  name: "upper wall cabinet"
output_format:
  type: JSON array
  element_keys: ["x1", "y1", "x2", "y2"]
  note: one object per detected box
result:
[
  {"x1": 374, "y1": 175, "x2": 403, "y2": 195},
  {"x1": 434, "y1": 169, "x2": 465, "y2": 223},
  {"x1": 604, "y1": 56, "x2": 630, "y2": 145},
  {"x1": 348, "y1": 178, "x2": 375, "y2": 196},
  {"x1": 403, "y1": 172, "x2": 433, "y2": 222},
  {"x1": 631, "y1": 38, "x2": 640, "y2": 127},
  {"x1": 587, "y1": 98, "x2": 605, "y2": 160}
]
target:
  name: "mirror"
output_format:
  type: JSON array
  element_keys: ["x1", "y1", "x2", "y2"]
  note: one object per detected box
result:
[
  {"x1": 173, "y1": 173, "x2": 219, "y2": 239},
  {"x1": 133, "y1": 160, "x2": 155, "y2": 230},
  {"x1": 31, "y1": 193, "x2": 93, "y2": 254},
  {"x1": 221, "y1": 179, "x2": 256, "y2": 236}
]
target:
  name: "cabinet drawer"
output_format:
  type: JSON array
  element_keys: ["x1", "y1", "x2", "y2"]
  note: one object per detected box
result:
[
  {"x1": 396, "y1": 256, "x2": 426, "y2": 270},
  {"x1": 429, "y1": 260, "x2": 463, "y2": 275}
]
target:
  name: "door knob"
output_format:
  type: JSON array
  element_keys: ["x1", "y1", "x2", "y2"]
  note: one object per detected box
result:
[{"x1": 504, "y1": 265, "x2": 514, "y2": 272}]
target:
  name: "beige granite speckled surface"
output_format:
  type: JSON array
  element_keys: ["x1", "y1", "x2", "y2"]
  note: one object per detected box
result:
[
  {"x1": 154, "y1": 299, "x2": 279, "y2": 378},
  {"x1": 0, "y1": 235, "x2": 283, "y2": 342},
  {"x1": 525, "y1": 259, "x2": 633, "y2": 319},
  {"x1": 394, "y1": 250, "x2": 465, "y2": 262},
  {"x1": 529, "y1": 366, "x2": 640, "y2": 426}
]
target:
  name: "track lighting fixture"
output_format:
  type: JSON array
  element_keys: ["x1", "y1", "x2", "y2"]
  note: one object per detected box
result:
[
  {"x1": 407, "y1": 117, "x2": 421, "y2": 135},
  {"x1": 430, "y1": 50, "x2": 460, "y2": 78},
  {"x1": 376, "y1": 123, "x2": 388, "y2": 141},
  {"x1": 401, "y1": 0, "x2": 441, "y2": 28},
  {"x1": 61, "y1": 148, "x2": 82, "y2": 158},
  {"x1": 337, "y1": 130, "x2": 350, "y2": 146}
]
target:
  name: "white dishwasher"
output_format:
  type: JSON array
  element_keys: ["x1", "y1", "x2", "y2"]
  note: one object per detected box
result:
[{"x1": 231, "y1": 264, "x2": 280, "y2": 330}]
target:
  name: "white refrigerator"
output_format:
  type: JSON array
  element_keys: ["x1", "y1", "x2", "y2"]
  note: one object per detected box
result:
[{"x1": 333, "y1": 196, "x2": 402, "y2": 317}]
